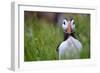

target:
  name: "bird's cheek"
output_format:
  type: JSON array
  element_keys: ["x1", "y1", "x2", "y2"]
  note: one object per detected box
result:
[
  {"x1": 62, "y1": 24, "x2": 67, "y2": 30},
  {"x1": 72, "y1": 25, "x2": 75, "y2": 31}
]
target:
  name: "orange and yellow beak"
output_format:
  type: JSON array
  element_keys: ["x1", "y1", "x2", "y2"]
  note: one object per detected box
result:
[{"x1": 67, "y1": 22, "x2": 72, "y2": 33}]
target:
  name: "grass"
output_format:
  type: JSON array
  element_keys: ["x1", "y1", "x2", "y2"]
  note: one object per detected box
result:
[
  {"x1": 75, "y1": 14, "x2": 90, "y2": 58},
  {"x1": 24, "y1": 13, "x2": 90, "y2": 61},
  {"x1": 24, "y1": 16, "x2": 63, "y2": 61}
]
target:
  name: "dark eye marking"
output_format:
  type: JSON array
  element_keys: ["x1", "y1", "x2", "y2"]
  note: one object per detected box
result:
[
  {"x1": 73, "y1": 22, "x2": 75, "y2": 24},
  {"x1": 63, "y1": 21, "x2": 66, "y2": 25}
]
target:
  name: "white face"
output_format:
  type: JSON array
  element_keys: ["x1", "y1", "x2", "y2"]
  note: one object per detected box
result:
[
  {"x1": 62, "y1": 19, "x2": 68, "y2": 31},
  {"x1": 62, "y1": 18, "x2": 75, "y2": 33}
]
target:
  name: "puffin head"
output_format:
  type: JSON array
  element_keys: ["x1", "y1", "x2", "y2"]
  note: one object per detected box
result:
[{"x1": 62, "y1": 17, "x2": 75, "y2": 34}]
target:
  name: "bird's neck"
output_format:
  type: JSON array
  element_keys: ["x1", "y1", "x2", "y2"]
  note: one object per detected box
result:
[{"x1": 63, "y1": 32, "x2": 76, "y2": 41}]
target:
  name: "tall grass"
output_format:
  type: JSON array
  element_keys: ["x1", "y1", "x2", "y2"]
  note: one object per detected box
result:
[
  {"x1": 24, "y1": 13, "x2": 90, "y2": 61},
  {"x1": 75, "y1": 14, "x2": 90, "y2": 58},
  {"x1": 24, "y1": 16, "x2": 63, "y2": 61}
]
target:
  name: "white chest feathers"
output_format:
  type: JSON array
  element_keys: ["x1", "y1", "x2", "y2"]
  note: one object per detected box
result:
[{"x1": 58, "y1": 36, "x2": 82, "y2": 59}]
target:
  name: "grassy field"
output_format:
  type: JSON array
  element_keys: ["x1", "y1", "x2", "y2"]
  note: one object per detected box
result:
[{"x1": 24, "y1": 13, "x2": 90, "y2": 61}]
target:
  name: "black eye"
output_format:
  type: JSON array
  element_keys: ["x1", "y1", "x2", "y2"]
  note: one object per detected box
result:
[
  {"x1": 63, "y1": 21, "x2": 65, "y2": 25},
  {"x1": 73, "y1": 22, "x2": 75, "y2": 24}
]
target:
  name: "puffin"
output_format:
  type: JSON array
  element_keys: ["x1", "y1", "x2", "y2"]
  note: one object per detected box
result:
[{"x1": 57, "y1": 17, "x2": 82, "y2": 59}]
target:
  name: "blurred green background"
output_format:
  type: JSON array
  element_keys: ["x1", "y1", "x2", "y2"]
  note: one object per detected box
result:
[{"x1": 24, "y1": 11, "x2": 90, "y2": 61}]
